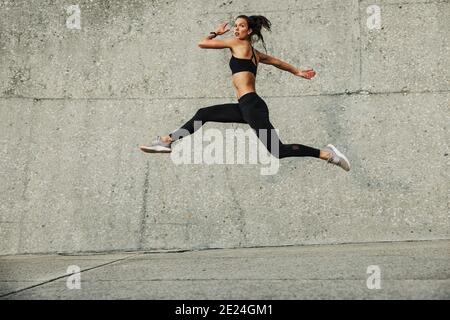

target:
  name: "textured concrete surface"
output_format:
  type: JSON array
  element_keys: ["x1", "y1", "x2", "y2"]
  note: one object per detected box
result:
[
  {"x1": 0, "y1": 0, "x2": 449, "y2": 255},
  {"x1": 1, "y1": 240, "x2": 449, "y2": 299}
]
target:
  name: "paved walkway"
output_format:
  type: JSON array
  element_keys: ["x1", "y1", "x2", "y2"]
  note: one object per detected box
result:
[{"x1": 1, "y1": 240, "x2": 449, "y2": 299}]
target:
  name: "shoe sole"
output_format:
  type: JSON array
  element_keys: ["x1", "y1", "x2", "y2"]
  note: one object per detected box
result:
[
  {"x1": 139, "y1": 145, "x2": 172, "y2": 153},
  {"x1": 326, "y1": 144, "x2": 350, "y2": 171}
]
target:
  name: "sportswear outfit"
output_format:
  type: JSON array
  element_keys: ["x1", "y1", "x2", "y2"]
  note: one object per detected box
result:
[{"x1": 168, "y1": 45, "x2": 321, "y2": 159}]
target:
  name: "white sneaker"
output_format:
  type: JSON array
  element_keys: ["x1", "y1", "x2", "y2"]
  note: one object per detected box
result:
[
  {"x1": 324, "y1": 144, "x2": 350, "y2": 172},
  {"x1": 139, "y1": 136, "x2": 172, "y2": 153}
]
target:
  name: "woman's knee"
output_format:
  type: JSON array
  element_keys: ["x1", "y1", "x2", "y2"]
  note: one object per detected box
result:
[{"x1": 194, "y1": 107, "x2": 209, "y2": 121}]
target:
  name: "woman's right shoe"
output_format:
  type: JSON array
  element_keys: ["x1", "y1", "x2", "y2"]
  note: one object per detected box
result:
[
  {"x1": 324, "y1": 144, "x2": 350, "y2": 172},
  {"x1": 139, "y1": 136, "x2": 172, "y2": 153}
]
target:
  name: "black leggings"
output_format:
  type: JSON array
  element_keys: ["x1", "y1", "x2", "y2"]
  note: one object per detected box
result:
[{"x1": 169, "y1": 92, "x2": 320, "y2": 159}]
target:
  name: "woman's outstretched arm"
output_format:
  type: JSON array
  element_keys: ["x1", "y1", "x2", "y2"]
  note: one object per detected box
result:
[
  {"x1": 198, "y1": 36, "x2": 236, "y2": 49},
  {"x1": 256, "y1": 49, "x2": 316, "y2": 79}
]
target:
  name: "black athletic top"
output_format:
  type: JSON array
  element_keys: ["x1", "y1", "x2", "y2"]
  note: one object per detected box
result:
[{"x1": 229, "y1": 46, "x2": 257, "y2": 76}]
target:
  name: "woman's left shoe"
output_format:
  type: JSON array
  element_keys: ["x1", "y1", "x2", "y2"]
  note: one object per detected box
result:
[
  {"x1": 139, "y1": 136, "x2": 172, "y2": 153},
  {"x1": 324, "y1": 144, "x2": 350, "y2": 171}
]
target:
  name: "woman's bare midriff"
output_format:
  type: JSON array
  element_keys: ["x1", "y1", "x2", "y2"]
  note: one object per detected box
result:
[{"x1": 232, "y1": 72, "x2": 256, "y2": 100}]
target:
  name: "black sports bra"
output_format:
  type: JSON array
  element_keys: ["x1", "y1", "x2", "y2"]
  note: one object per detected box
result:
[{"x1": 229, "y1": 46, "x2": 257, "y2": 76}]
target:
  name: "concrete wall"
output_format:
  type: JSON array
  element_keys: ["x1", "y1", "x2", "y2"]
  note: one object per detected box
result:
[{"x1": 0, "y1": 0, "x2": 448, "y2": 255}]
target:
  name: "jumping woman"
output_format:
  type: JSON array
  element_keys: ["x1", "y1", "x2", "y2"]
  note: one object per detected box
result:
[{"x1": 140, "y1": 15, "x2": 350, "y2": 171}]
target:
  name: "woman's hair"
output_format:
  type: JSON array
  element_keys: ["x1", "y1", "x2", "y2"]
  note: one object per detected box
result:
[{"x1": 236, "y1": 15, "x2": 272, "y2": 53}]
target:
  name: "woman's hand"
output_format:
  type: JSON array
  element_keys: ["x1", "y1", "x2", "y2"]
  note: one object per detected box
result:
[
  {"x1": 295, "y1": 68, "x2": 316, "y2": 80},
  {"x1": 215, "y1": 22, "x2": 230, "y2": 35}
]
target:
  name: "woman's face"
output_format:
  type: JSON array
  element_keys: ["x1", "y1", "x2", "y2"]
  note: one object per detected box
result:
[{"x1": 233, "y1": 18, "x2": 251, "y2": 40}]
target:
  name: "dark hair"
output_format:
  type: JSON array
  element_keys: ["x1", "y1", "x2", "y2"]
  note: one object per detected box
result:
[{"x1": 236, "y1": 15, "x2": 271, "y2": 53}]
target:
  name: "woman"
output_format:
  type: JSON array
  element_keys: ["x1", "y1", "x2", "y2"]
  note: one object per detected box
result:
[{"x1": 140, "y1": 15, "x2": 350, "y2": 171}]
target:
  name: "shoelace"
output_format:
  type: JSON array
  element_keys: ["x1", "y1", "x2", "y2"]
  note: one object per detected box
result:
[
  {"x1": 326, "y1": 148, "x2": 332, "y2": 162},
  {"x1": 326, "y1": 150, "x2": 338, "y2": 165},
  {"x1": 156, "y1": 136, "x2": 170, "y2": 147}
]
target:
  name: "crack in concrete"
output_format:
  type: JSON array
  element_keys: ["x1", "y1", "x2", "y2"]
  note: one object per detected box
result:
[
  {"x1": 17, "y1": 100, "x2": 36, "y2": 253},
  {"x1": 133, "y1": 238, "x2": 450, "y2": 257},
  {"x1": 0, "y1": 88, "x2": 448, "y2": 102},
  {"x1": 138, "y1": 160, "x2": 150, "y2": 250},
  {"x1": 2, "y1": 238, "x2": 448, "y2": 258},
  {"x1": 357, "y1": 0, "x2": 362, "y2": 88},
  {"x1": 0, "y1": 253, "x2": 141, "y2": 299},
  {"x1": 224, "y1": 166, "x2": 247, "y2": 247},
  {"x1": 18, "y1": 278, "x2": 448, "y2": 282}
]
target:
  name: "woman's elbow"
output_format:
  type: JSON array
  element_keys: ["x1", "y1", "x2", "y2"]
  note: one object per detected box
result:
[{"x1": 267, "y1": 57, "x2": 280, "y2": 67}]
